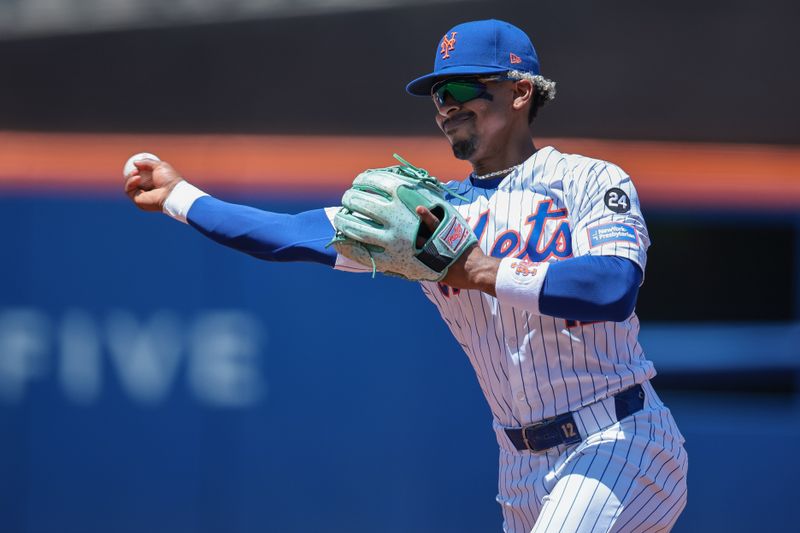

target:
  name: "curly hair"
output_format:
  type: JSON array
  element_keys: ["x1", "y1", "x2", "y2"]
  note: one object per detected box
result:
[{"x1": 506, "y1": 70, "x2": 557, "y2": 123}]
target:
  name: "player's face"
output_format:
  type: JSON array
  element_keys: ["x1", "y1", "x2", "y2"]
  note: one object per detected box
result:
[{"x1": 432, "y1": 77, "x2": 519, "y2": 161}]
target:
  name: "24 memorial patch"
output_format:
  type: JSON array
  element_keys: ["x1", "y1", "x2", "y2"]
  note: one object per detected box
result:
[{"x1": 604, "y1": 188, "x2": 631, "y2": 213}]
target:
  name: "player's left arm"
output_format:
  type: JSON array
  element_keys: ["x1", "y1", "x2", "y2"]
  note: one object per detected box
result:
[
  {"x1": 435, "y1": 240, "x2": 641, "y2": 322},
  {"x1": 527, "y1": 161, "x2": 648, "y2": 321},
  {"x1": 435, "y1": 162, "x2": 647, "y2": 322}
]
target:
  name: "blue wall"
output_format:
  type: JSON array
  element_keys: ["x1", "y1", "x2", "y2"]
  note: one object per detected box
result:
[{"x1": 1, "y1": 193, "x2": 799, "y2": 532}]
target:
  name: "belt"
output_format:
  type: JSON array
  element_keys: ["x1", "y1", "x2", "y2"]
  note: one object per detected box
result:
[{"x1": 504, "y1": 384, "x2": 646, "y2": 452}]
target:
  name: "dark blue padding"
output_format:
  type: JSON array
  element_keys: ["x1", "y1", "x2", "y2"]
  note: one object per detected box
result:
[
  {"x1": 187, "y1": 196, "x2": 337, "y2": 267},
  {"x1": 540, "y1": 255, "x2": 643, "y2": 322}
]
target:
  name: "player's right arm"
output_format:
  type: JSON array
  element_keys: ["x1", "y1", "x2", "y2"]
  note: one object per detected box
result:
[{"x1": 123, "y1": 158, "x2": 344, "y2": 268}]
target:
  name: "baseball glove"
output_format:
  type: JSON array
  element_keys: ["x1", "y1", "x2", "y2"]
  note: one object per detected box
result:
[{"x1": 329, "y1": 155, "x2": 477, "y2": 281}]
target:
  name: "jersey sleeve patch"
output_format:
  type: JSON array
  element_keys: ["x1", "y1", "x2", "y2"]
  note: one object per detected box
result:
[
  {"x1": 604, "y1": 188, "x2": 631, "y2": 213},
  {"x1": 587, "y1": 223, "x2": 638, "y2": 247}
]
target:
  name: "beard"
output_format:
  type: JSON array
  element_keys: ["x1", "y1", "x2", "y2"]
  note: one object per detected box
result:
[{"x1": 451, "y1": 135, "x2": 478, "y2": 160}]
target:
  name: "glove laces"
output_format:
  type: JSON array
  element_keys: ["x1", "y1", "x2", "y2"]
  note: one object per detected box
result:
[{"x1": 389, "y1": 154, "x2": 469, "y2": 202}]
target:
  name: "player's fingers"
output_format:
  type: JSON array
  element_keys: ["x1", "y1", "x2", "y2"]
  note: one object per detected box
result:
[
  {"x1": 124, "y1": 173, "x2": 155, "y2": 195},
  {"x1": 132, "y1": 189, "x2": 165, "y2": 212},
  {"x1": 415, "y1": 205, "x2": 441, "y2": 248},
  {"x1": 124, "y1": 174, "x2": 144, "y2": 195},
  {"x1": 416, "y1": 205, "x2": 441, "y2": 231},
  {"x1": 133, "y1": 159, "x2": 159, "y2": 171},
  {"x1": 126, "y1": 187, "x2": 142, "y2": 205}
]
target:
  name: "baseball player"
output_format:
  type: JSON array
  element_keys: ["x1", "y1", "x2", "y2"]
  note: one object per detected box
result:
[{"x1": 125, "y1": 19, "x2": 687, "y2": 533}]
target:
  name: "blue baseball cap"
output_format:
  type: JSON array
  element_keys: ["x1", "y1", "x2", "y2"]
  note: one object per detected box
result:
[{"x1": 405, "y1": 19, "x2": 540, "y2": 96}]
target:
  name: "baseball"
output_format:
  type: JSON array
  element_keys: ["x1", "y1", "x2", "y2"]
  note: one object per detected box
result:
[{"x1": 123, "y1": 152, "x2": 161, "y2": 178}]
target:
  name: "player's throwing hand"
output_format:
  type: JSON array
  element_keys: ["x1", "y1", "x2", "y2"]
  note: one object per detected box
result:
[{"x1": 123, "y1": 158, "x2": 184, "y2": 212}]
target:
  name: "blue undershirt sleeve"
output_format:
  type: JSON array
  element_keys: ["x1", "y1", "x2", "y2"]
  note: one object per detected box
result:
[
  {"x1": 186, "y1": 196, "x2": 337, "y2": 267},
  {"x1": 539, "y1": 256, "x2": 643, "y2": 322}
]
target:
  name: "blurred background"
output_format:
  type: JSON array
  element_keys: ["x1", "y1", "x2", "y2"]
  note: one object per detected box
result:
[{"x1": 0, "y1": 0, "x2": 798, "y2": 532}]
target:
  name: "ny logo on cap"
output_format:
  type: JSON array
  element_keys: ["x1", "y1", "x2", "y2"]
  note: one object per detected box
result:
[{"x1": 440, "y1": 32, "x2": 457, "y2": 59}]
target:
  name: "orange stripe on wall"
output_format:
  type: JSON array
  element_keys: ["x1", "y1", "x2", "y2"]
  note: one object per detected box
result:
[{"x1": 1, "y1": 131, "x2": 799, "y2": 207}]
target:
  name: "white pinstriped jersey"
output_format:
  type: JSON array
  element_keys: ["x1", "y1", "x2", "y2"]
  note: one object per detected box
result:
[
  {"x1": 175, "y1": 142, "x2": 686, "y2": 532},
  {"x1": 421, "y1": 145, "x2": 654, "y2": 428},
  {"x1": 333, "y1": 145, "x2": 655, "y2": 428}
]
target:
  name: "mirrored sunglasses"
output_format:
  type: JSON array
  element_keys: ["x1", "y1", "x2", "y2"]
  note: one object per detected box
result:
[{"x1": 431, "y1": 76, "x2": 510, "y2": 106}]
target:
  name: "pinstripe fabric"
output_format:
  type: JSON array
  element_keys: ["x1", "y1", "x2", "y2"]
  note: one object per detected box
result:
[
  {"x1": 331, "y1": 147, "x2": 687, "y2": 532},
  {"x1": 492, "y1": 382, "x2": 687, "y2": 532},
  {"x1": 413, "y1": 147, "x2": 656, "y2": 426}
]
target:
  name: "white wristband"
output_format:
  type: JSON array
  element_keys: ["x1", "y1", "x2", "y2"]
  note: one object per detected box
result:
[
  {"x1": 162, "y1": 180, "x2": 208, "y2": 224},
  {"x1": 494, "y1": 257, "x2": 550, "y2": 315}
]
